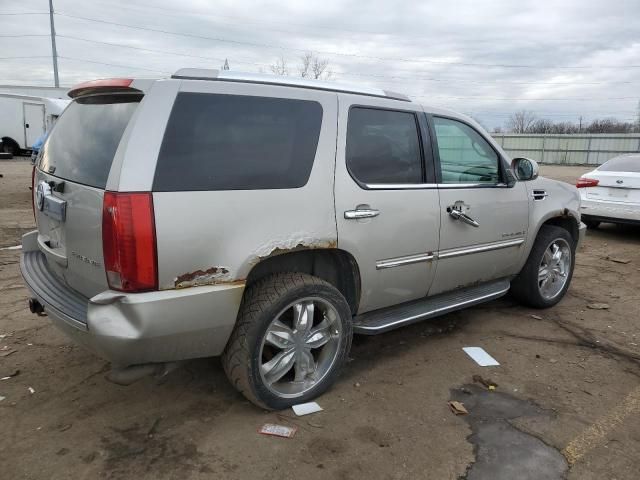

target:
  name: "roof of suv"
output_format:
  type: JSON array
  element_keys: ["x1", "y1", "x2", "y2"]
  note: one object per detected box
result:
[{"x1": 171, "y1": 68, "x2": 411, "y2": 102}]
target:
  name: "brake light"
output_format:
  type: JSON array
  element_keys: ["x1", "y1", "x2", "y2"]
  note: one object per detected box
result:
[
  {"x1": 31, "y1": 166, "x2": 36, "y2": 219},
  {"x1": 576, "y1": 177, "x2": 599, "y2": 188},
  {"x1": 68, "y1": 78, "x2": 134, "y2": 98},
  {"x1": 102, "y1": 192, "x2": 157, "y2": 292}
]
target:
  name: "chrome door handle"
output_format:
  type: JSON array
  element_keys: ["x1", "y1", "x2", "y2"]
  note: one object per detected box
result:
[
  {"x1": 344, "y1": 208, "x2": 380, "y2": 219},
  {"x1": 448, "y1": 208, "x2": 479, "y2": 227}
]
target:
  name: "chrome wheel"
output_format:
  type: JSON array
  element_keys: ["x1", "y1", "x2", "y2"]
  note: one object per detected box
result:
[
  {"x1": 259, "y1": 297, "x2": 343, "y2": 398},
  {"x1": 538, "y1": 238, "x2": 571, "y2": 300}
]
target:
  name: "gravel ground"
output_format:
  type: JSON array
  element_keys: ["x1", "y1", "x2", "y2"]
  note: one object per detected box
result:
[{"x1": 1, "y1": 159, "x2": 639, "y2": 479}]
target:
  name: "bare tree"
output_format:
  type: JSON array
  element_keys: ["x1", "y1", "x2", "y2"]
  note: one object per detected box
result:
[
  {"x1": 506, "y1": 110, "x2": 538, "y2": 133},
  {"x1": 298, "y1": 53, "x2": 312, "y2": 78},
  {"x1": 514, "y1": 116, "x2": 637, "y2": 134},
  {"x1": 271, "y1": 53, "x2": 332, "y2": 79},
  {"x1": 586, "y1": 118, "x2": 634, "y2": 134},
  {"x1": 529, "y1": 118, "x2": 555, "y2": 134},
  {"x1": 269, "y1": 56, "x2": 289, "y2": 76},
  {"x1": 298, "y1": 52, "x2": 332, "y2": 79}
]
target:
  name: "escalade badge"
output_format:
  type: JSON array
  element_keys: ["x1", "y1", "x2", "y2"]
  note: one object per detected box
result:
[{"x1": 36, "y1": 181, "x2": 51, "y2": 211}]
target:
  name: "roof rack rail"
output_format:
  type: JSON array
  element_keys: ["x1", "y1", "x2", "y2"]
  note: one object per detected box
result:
[{"x1": 171, "y1": 68, "x2": 410, "y2": 102}]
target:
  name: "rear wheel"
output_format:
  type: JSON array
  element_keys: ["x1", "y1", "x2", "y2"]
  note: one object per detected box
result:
[
  {"x1": 511, "y1": 225, "x2": 575, "y2": 308},
  {"x1": 1, "y1": 139, "x2": 19, "y2": 156},
  {"x1": 222, "y1": 273, "x2": 353, "y2": 410}
]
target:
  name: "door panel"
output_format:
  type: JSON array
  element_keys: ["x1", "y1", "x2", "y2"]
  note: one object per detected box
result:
[
  {"x1": 24, "y1": 103, "x2": 45, "y2": 148},
  {"x1": 429, "y1": 114, "x2": 529, "y2": 295},
  {"x1": 432, "y1": 185, "x2": 528, "y2": 294},
  {"x1": 335, "y1": 95, "x2": 440, "y2": 314}
]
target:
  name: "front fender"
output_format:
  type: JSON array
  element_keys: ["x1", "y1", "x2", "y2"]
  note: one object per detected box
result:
[{"x1": 517, "y1": 177, "x2": 581, "y2": 270}]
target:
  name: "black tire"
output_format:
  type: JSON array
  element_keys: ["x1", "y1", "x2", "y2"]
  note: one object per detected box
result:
[
  {"x1": 222, "y1": 273, "x2": 353, "y2": 410},
  {"x1": 584, "y1": 220, "x2": 600, "y2": 229},
  {"x1": 1, "y1": 140, "x2": 18, "y2": 156},
  {"x1": 511, "y1": 225, "x2": 576, "y2": 309}
]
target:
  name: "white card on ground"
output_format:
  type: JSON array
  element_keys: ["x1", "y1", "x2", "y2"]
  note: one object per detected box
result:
[
  {"x1": 463, "y1": 347, "x2": 500, "y2": 366},
  {"x1": 292, "y1": 401, "x2": 323, "y2": 416}
]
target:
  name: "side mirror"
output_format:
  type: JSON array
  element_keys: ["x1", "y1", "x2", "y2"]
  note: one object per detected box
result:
[{"x1": 511, "y1": 157, "x2": 539, "y2": 181}]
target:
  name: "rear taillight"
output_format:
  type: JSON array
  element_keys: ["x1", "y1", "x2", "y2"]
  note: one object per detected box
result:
[
  {"x1": 31, "y1": 166, "x2": 36, "y2": 219},
  {"x1": 102, "y1": 192, "x2": 157, "y2": 292},
  {"x1": 576, "y1": 177, "x2": 599, "y2": 188}
]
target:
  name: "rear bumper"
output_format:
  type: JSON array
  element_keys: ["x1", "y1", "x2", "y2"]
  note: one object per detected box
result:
[
  {"x1": 20, "y1": 232, "x2": 244, "y2": 367},
  {"x1": 580, "y1": 198, "x2": 640, "y2": 224}
]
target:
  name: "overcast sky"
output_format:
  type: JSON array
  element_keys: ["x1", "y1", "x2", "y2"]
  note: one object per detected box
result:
[{"x1": 2, "y1": 0, "x2": 639, "y2": 129}]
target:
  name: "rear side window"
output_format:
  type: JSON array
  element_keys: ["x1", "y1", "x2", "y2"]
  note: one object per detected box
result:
[
  {"x1": 153, "y1": 93, "x2": 323, "y2": 191},
  {"x1": 598, "y1": 155, "x2": 640, "y2": 173},
  {"x1": 39, "y1": 94, "x2": 140, "y2": 189},
  {"x1": 346, "y1": 107, "x2": 423, "y2": 185}
]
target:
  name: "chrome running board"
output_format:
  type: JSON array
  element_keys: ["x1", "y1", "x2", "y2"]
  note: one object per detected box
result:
[{"x1": 353, "y1": 279, "x2": 510, "y2": 335}]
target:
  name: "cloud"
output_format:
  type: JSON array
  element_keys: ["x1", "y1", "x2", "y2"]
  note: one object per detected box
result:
[{"x1": 1, "y1": 0, "x2": 639, "y2": 128}]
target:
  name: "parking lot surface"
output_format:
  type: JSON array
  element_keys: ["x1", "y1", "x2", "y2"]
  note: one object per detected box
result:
[{"x1": 1, "y1": 160, "x2": 639, "y2": 479}]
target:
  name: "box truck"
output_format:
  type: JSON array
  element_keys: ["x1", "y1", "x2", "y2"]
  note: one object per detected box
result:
[{"x1": 0, "y1": 93, "x2": 69, "y2": 156}]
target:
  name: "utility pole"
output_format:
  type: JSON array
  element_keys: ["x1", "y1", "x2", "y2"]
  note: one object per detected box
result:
[{"x1": 48, "y1": 0, "x2": 59, "y2": 87}]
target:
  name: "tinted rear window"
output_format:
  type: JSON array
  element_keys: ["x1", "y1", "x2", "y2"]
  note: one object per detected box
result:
[
  {"x1": 598, "y1": 155, "x2": 640, "y2": 173},
  {"x1": 153, "y1": 93, "x2": 323, "y2": 191},
  {"x1": 39, "y1": 94, "x2": 141, "y2": 189}
]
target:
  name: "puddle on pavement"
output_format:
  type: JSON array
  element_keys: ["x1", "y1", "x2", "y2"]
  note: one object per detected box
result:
[{"x1": 451, "y1": 385, "x2": 568, "y2": 480}]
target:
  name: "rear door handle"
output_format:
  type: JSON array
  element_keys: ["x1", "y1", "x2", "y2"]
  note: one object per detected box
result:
[{"x1": 344, "y1": 208, "x2": 380, "y2": 219}]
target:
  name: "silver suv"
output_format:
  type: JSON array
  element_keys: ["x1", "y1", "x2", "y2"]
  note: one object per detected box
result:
[{"x1": 21, "y1": 69, "x2": 585, "y2": 409}]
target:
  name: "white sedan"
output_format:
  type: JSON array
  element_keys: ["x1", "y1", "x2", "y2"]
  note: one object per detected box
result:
[{"x1": 578, "y1": 154, "x2": 640, "y2": 228}]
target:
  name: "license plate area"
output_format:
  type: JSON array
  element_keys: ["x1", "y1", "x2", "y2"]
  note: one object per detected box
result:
[{"x1": 608, "y1": 188, "x2": 628, "y2": 199}]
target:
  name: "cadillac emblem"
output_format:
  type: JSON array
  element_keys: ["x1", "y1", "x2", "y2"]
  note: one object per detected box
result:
[{"x1": 36, "y1": 181, "x2": 51, "y2": 211}]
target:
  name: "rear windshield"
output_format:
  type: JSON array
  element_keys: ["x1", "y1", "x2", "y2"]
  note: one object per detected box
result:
[
  {"x1": 598, "y1": 155, "x2": 640, "y2": 173},
  {"x1": 39, "y1": 94, "x2": 141, "y2": 189},
  {"x1": 153, "y1": 92, "x2": 322, "y2": 191}
]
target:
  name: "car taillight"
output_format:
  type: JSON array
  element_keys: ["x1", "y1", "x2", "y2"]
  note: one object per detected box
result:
[
  {"x1": 576, "y1": 178, "x2": 599, "y2": 188},
  {"x1": 31, "y1": 166, "x2": 36, "y2": 219},
  {"x1": 102, "y1": 192, "x2": 158, "y2": 292}
]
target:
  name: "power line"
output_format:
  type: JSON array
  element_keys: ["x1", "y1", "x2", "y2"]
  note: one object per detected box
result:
[
  {"x1": 105, "y1": 1, "x2": 395, "y2": 37},
  {"x1": 412, "y1": 95, "x2": 637, "y2": 101},
  {"x1": 0, "y1": 12, "x2": 49, "y2": 15},
  {"x1": 0, "y1": 56, "x2": 51, "y2": 60},
  {"x1": 56, "y1": 34, "x2": 640, "y2": 88},
  {"x1": 54, "y1": 11, "x2": 640, "y2": 69},
  {"x1": 58, "y1": 56, "x2": 171, "y2": 74},
  {"x1": 333, "y1": 71, "x2": 639, "y2": 86},
  {"x1": 57, "y1": 34, "x2": 257, "y2": 66},
  {"x1": 50, "y1": 41, "x2": 640, "y2": 100},
  {"x1": 0, "y1": 34, "x2": 50, "y2": 38}
]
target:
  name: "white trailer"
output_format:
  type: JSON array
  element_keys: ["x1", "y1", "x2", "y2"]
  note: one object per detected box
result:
[{"x1": 0, "y1": 94, "x2": 69, "y2": 155}]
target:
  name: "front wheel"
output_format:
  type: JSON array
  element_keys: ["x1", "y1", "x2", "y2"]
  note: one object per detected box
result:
[
  {"x1": 511, "y1": 225, "x2": 575, "y2": 308},
  {"x1": 222, "y1": 273, "x2": 353, "y2": 410}
]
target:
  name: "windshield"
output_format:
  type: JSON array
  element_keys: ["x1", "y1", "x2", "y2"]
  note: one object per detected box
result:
[
  {"x1": 39, "y1": 93, "x2": 141, "y2": 189},
  {"x1": 598, "y1": 155, "x2": 640, "y2": 173}
]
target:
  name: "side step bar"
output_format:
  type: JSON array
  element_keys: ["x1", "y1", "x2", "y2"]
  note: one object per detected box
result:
[{"x1": 353, "y1": 279, "x2": 511, "y2": 335}]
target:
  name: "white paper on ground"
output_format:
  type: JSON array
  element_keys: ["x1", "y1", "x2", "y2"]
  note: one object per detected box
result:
[
  {"x1": 0, "y1": 245, "x2": 21, "y2": 251},
  {"x1": 292, "y1": 402, "x2": 323, "y2": 416},
  {"x1": 462, "y1": 347, "x2": 500, "y2": 366}
]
